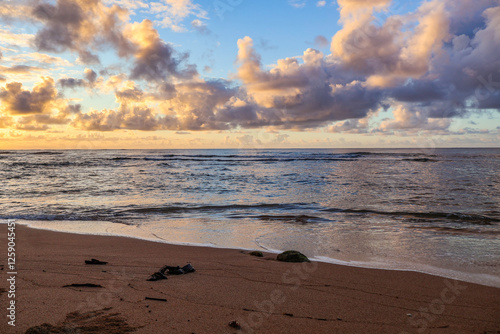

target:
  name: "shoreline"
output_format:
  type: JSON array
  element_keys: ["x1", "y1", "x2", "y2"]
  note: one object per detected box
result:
[
  {"x1": 6, "y1": 219, "x2": 500, "y2": 289},
  {"x1": 1, "y1": 224, "x2": 499, "y2": 333}
]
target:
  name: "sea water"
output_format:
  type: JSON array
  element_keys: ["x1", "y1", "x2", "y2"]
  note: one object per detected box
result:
[{"x1": 1, "y1": 148, "x2": 499, "y2": 286}]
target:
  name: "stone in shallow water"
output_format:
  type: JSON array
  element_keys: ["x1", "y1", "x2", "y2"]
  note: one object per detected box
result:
[
  {"x1": 276, "y1": 250, "x2": 310, "y2": 263},
  {"x1": 249, "y1": 251, "x2": 263, "y2": 257}
]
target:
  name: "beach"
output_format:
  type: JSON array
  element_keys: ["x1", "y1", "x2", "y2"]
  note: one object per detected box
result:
[{"x1": 1, "y1": 224, "x2": 499, "y2": 333}]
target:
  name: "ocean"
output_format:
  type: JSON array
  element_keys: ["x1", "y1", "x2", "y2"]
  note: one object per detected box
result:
[{"x1": 1, "y1": 148, "x2": 499, "y2": 286}]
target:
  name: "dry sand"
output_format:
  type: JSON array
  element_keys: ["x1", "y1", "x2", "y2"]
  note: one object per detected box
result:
[{"x1": 1, "y1": 224, "x2": 499, "y2": 333}]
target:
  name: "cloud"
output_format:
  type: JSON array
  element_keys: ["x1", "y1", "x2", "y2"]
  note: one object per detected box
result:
[
  {"x1": 236, "y1": 134, "x2": 262, "y2": 147},
  {"x1": 446, "y1": 0, "x2": 498, "y2": 36},
  {"x1": 0, "y1": 77, "x2": 58, "y2": 115},
  {"x1": 327, "y1": 117, "x2": 370, "y2": 134},
  {"x1": 0, "y1": 114, "x2": 13, "y2": 128},
  {"x1": 58, "y1": 68, "x2": 100, "y2": 90},
  {"x1": 72, "y1": 104, "x2": 166, "y2": 131},
  {"x1": 58, "y1": 77, "x2": 86, "y2": 89},
  {"x1": 0, "y1": 29, "x2": 34, "y2": 47},
  {"x1": 314, "y1": 35, "x2": 329, "y2": 48},
  {"x1": 317, "y1": 1, "x2": 326, "y2": 7},
  {"x1": 115, "y1": 81, "x2": 145, "y2": 102},
  {"x1": 0, "y1": 65, "x2": 44, "y2": 75},
  {"x1": 191, "y1": 19, "x2": 210, "y2": 35},
  {"x1": 7, "y1": 52, "x2": 73, "y2": 67},
  {"x1": 234, "y1": 36, "x2": 382, "y2": 129},
  {"x1": 84, "y1": 68, "x2": 98, "y2": 86},
  {"x1": 0, "y1": 2, "x2": 33, "y2": 22},
  {"x1": 320, "y1": 0, "x2": 500, "y2": 133},
  {"x1": 289, "y1": 1, "x2": 306, "y2": 9},
  {"x1": 376, "y1": 105, "x2": 451, "y2": 133},
  {"x1": 158, "y1": 79, "x2": 236, "y2": 130},
  {"x1": 389, "y1": 80, "x2": 447, "y2": 103},
  {"x1": 1, "y1": 0, "x2": 498, "y2": 138},
  {"x1": 0, "y1": 77, "x2": 80, "y2": 130},
  {"x1": 150, "y1": 0, "x2": 208, "y2": 32},
  {"x1": 31, "y1": 0, "x2": 133, "y2": 64},
  {"x1": 102, "y1": 0, "x2": 148, "y2": 13},
  {"x1": 385, "y1": 3, "x2": 500, "y2": 118},
  {"x1": 15, "y1": 111, "x2": 73, "y2": 131},
  {"x1": 125, "y1": 19, "x2": 198, "y2": 81},
  {"x1": 332, "y1": 0, "x2": 450, "y2": 88}
]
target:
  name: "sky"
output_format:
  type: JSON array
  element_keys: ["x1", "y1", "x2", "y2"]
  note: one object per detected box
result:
[{"x1": 0, "y1": 0, "x2": 499, "y2": 149}]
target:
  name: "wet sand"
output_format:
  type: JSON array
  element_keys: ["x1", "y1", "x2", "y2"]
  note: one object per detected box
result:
[{"x1": 1, "y1": 224, "x2": 499, "y2": 333}]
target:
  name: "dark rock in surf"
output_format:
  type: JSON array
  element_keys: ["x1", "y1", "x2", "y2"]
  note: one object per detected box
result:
[
  {"x1": 277, "y1": 250, "x2": 310, "y2": 263},
  {"x1": 249, "y1": 251, "x2": 263, "y2": 257}
]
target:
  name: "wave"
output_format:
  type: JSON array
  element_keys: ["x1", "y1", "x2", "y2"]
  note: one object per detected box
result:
[
  {"x1": 402, "y1": 158, "x2": 439, "y2": 162},
  {"x1": 109, "y1": 151, "x2": 442, "y2": 163},
  {"x1": 0, "y1": 213, "x2": 138, "y2": 225},
  {"x1": 8, "y1": 161, "x2": 74, "y2": 168},
  {"x1": 0, "y1": 214, "x2": 85, "y2": 221},
  {"x1": 142, "y1": 157, "x2": 360, "y2": 163},
  {"x1": 408, "y1": 225, "x2": 500, "y2": 236},
  {"x1": 256, "y1": 214, "x2": 327, "y2": 224},
  {"x1": 121, "y1": 203, "x2": 309, "y2": 214},
  {"x1": 29, "y1": 151, "x2": 64, "y2": 155},
  {"x1": 323, "y1": 208, "x2": 499, "y2": 225},
  {"x1": 1, "y1": 151, "x2": 448, "y2": 168}
]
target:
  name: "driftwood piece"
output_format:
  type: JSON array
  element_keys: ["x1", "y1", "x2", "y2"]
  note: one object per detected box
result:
[
  {"x1": 145, "y1": 297, "x2": 167, "y2": 302},
  {"x1": 85, "y1": 259, "x2": 108, "y2": 265},
  {"x1": 63, "y1": 283, "x2": 103, "y2": 288}
]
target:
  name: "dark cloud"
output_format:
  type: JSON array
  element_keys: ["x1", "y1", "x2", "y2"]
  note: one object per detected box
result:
[
  {"x1": 394, "y1": 5, "x2": 500, "y2": 119},
  {"x1": 31, "y1": 0, "x2": 133, "y2": 64},
  {"x1": 58, "y1": 77, "x2": 85, "y2": 89},
  {"x1": 58, "y1": 69, "x2": 100, "y2": 90},
  {"x1": 234, "y1": 37, "x2": 382, "y2": 129},
  {"x1": 0, "y1": 65, "x2": 43, "y2": 74},
  {"x1": 0, "y1": 77, "x2": 57, "y2": 115},
  {"x1": 84, "y1": 69, "x2": 97, "y2": 85},
  {"x1": 33, "y1": 1, "x2": 86, "y2": 53},
  {"x1": 447, "y1": 0, "x2": 497, "y2": 36},
  {"x1": 159, "y1": 79, "x2": 237, "y2": 130},
  {"x1": 390, "y1": 80, "x2": 447, "y2": 102},
  {"x1": 115, "y1": 85, "x2": 144, "y2": 101},
  {"x1": 64, "y1": 104, "x2": 82, "y2": 114},
  {"x1": 155, "y1": 82, "x2": 177, "y2": 100},
  {"x1": 127, "y1": 20, "x2": 198, "y2": 82}
]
